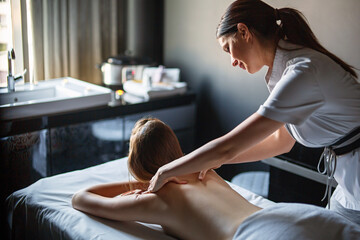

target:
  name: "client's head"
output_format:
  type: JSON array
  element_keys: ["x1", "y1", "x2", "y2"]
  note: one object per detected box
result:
[{"x1": 128, "y1": 117, "x2": 183, "y2": 182}]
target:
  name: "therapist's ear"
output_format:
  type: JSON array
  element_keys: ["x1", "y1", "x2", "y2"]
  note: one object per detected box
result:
[{"x1": 236, "y1": 23, "x2": 251, "y2": 42}]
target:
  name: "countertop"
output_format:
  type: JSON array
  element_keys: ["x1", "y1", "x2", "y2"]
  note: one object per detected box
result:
[{"x1": 0, "y1": 92, "x2": 196, "y2": 138}]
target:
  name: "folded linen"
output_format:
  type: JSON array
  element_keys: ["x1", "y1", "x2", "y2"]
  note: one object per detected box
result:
[{"x1": 123, "y1": 80, "x2": 187, "y2": 100}]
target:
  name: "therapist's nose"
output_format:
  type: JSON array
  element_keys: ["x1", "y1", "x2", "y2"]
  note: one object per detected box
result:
[{"x1": 231, "y1": 56, "x2": 238, "y2": 67}]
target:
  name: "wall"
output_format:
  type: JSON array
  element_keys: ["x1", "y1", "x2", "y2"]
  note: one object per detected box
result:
[
  {"x1": 126, "y1": 0, "x2": 164, "y2": 65},
  {"x1": 163, "y1": 0, "x2": 360, "y2": 147}
]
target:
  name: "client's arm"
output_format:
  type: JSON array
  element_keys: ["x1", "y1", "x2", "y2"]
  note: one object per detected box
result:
[
  {"x1": 72, "y1": 182, "x2": 164, "y2": 224},
  {"x1": 85, "y1": 181, "x2": 149, "y2": 197}
]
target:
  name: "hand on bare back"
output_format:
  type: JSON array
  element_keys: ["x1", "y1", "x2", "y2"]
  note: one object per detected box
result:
[
  {"x1": 147, "y1": 166, "x2": 187, "y2": 193},
  {"x1": 198, "y1": 164, "x2": 222, "y2": 180}
]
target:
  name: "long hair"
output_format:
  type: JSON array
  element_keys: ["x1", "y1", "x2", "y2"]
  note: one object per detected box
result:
[
  {"x1": 128, "y1": 118, "x2": 183, "y2": 182},
  {"x1": 216, "y1": 0, "x2": 358, "y2": 78}
]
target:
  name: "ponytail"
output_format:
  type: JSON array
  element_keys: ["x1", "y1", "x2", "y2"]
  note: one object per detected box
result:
[
  {"x1": 277, "y1": 8, "x2": 358, "y2": 78},
  {"x1": 217, "y1": 0, "x2": 358, "y2": 78}
]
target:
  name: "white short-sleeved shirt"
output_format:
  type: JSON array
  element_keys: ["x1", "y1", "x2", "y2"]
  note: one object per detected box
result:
[{"x1": 257, "y1": 40, "x2": 360, "y2": 210}]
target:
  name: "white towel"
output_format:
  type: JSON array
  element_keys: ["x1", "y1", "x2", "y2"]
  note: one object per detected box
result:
[{"x1": 123, "y1": 80, "x2": 187, "y2": 100}]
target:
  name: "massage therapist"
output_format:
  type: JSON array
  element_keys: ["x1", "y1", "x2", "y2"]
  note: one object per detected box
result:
[{"x1": 148, "y1": 0, "x2": 360, "y2": 225}]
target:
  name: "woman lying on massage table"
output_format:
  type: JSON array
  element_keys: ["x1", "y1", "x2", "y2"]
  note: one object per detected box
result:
[{"x1": 72, "y1": 118, "x2": 360, "y2": 240}]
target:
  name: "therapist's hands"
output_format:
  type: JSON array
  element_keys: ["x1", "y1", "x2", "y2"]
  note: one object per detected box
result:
[
  {"x1": 148, "y1": 163, "x2": 222, "y2": 192},
  {"x1": 198, "y1": 164, "x2": 222, "y2": 180},
  {"x1": 147, "y1": 166, "x2": 188, "y2": 193}
]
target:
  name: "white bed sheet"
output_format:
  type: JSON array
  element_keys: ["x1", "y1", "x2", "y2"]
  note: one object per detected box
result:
[{"x1": 6, "y1": 157, "x2": 275, "y2": 240}]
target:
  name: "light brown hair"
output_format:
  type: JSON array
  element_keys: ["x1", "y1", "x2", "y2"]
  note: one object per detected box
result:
[
  {"x1": 128, "y1": 118, "x2": 183, "y2": 182},
  {"x1": 216, "y1": 0, "x2": 358, "y2": 78}
]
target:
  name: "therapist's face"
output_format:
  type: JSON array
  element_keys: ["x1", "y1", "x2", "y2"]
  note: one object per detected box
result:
[{"x1": 218, "y1": 23, "x2": 263, "y2": 74}]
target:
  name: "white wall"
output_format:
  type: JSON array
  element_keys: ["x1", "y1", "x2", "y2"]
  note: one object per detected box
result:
[{"x1": 164, "y1": 0, "x2": 360, "y2": 144}]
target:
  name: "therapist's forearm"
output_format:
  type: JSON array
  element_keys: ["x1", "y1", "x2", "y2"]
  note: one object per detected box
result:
[
  {"x1": 225, "y1": 126, "x2": 296, "y2": 164},
  {"x1": 161, "y1": 113, "x2": 285, "y2": 178},
  {"x1": 160, "y1": 138, "x2": 224, "y2": 178}
]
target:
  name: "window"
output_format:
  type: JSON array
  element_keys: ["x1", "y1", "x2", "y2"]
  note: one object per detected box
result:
[
  {"x1": 0, "y1": 0, "x2": 25, "y2": 88},
  {"x1": 0, "y1": 0, "x2": 10, "y2": 87},
  {"x1": 0, "y1": 14, "x2": 7, "y2": 27}
]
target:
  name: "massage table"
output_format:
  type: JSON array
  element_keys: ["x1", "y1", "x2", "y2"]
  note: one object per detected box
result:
[{"x1": 6, "y1": 157, "x2": 275, "y2": 239}]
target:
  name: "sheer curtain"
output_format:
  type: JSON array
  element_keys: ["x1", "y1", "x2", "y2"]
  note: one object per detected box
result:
[{"x1": 26, "y1": 0, "x2": 126, "y2": 84}]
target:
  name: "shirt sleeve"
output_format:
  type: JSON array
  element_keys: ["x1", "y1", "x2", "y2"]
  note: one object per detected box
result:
[{"x1": 257, "y1": 58, "x2": 324, "y2": 125}]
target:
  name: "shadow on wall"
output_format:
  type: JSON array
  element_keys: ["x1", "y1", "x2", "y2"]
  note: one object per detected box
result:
[{"x1": 195, "y1": 77, "x2": 223, "y2": 147}]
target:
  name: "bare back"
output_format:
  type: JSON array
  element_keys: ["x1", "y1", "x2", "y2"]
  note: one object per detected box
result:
[
  {"x1": 73, "y1": 171, "x2": 261, "y2": 240},
  {"x1": 139, "y1": 171, "x2": 261, "y2": 240}
]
